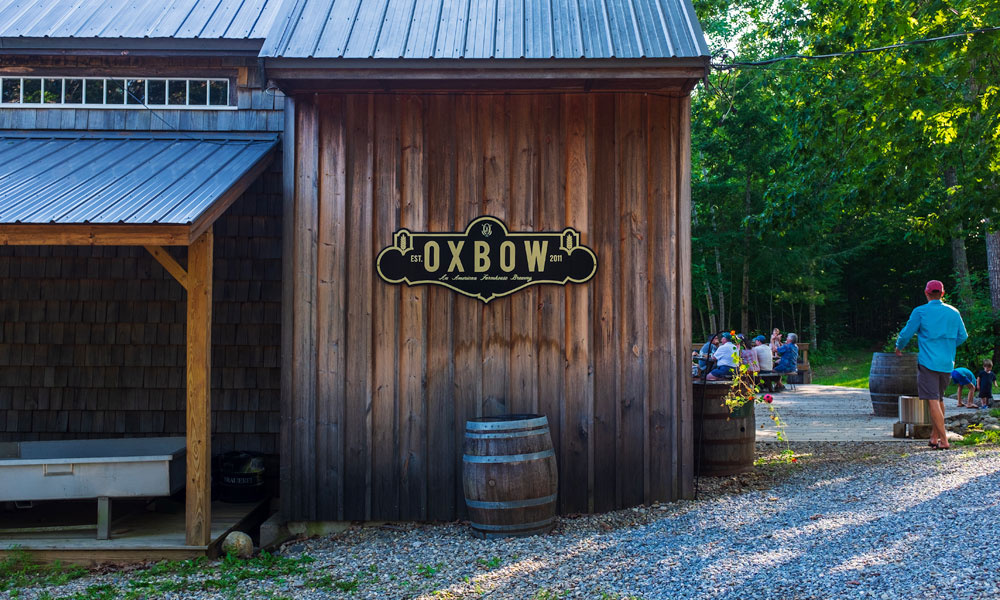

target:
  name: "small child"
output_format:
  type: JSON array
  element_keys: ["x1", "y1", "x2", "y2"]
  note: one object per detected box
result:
[{"x1": 977, "y1": 359, "x2": 996, "y2": 409}]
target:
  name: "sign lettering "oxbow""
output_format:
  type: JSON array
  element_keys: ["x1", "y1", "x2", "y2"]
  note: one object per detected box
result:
[{"x1": 376, "y1": 216, "x2": 598, "y2": 303}]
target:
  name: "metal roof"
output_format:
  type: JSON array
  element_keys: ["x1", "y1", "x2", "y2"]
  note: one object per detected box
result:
[
  {"x1": 260, "y1": 0, "x2": 709, "y2": 59},
  {"x1": 0, "y1": 131, "x2": 277, "y2": 225},
  {"x1": 0, "y1": 0, "x2": 283, "y2": 41}
]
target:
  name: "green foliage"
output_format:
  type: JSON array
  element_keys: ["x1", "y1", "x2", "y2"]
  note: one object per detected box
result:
[
  {"x1": 0, "y1": 547, "x2": 88, "y2": 592},
  {"x1": 476, "y1": 556, "x2": 502, "y2": 569},
  {"x1": 954, "y1": 429, "x2": 1000, "y2": 446},
  {"x1": 689, "y1": 0, "x2": 1000, "y2": 349}
]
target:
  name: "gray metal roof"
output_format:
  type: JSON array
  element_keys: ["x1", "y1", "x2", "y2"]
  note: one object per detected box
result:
[
  {"x1": 0, "y1": 131, "x2": 277, "y2": 225},
  {"x1": 260, "y1": 0, "x2": 709, "y2": 59},
  {"x1": 0, "y1": 0, "x2": 283, "y2": 41}
]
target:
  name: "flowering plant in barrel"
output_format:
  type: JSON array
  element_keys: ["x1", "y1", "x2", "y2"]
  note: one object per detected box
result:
[{"x1": 722, "y1": 343, "x2": 795, "y2": 464}]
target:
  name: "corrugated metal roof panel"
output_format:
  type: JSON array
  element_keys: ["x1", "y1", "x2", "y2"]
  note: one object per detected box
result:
[
  {"x1": 0, "y1": 0, "x2": 283, "y2": 40},
  {"x1": 0, "y1": 132, "x2": 277, "y2": 226},
  {"x1": 260, "y1": 0, "x2": 708, "y2": 59}
]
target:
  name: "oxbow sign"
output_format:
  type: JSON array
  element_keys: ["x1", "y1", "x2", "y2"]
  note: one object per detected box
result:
[{"x1": 376, "y1": 216, "x2": 598, "y2": 303}]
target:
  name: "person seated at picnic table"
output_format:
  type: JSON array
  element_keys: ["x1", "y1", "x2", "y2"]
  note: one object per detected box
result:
[
  {"x1": 707, "y1": 332, "x2": 739, "y2": 380},
  {"x1": 695, "y1": 333, "x2": 720, "y2": 375},
  {"x1": 950, "y1": 366, "x2": 978, "y2": 408},
  {"x1": 752, "y1": 334, "x2": 773, "y2": 372},
  {"x1": 737, "y1": 334, "x2": 760, "y2": 373},
  {"x1": 774, "y1": 332, "x2": 799, "y2": 374}
]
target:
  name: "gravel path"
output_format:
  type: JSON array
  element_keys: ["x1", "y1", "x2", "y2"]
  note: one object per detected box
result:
[{"x1": 5, "y1": 442, "x2": 1000, "y2": 600}]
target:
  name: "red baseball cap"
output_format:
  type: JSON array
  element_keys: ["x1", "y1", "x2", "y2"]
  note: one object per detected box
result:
[{"x1": 925, "y1": 280, "x2": 944, "y2": 293}]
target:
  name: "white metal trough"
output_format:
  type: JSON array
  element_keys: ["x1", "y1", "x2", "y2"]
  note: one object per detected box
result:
[{"x1": 0, "y1": 437, "x2": 186, "y2": 540}]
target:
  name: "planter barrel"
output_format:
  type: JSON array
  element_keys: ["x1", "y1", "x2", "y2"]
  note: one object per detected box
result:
[
  {"x1": 869, "y1": 352, "x2": 918, "y2": 417},
  {"x1": 693, "y1": 380, "x2": 756, "y2": 476},
  {"x1": 462, "y1": 414, "x2": 558, "y2": 539}
]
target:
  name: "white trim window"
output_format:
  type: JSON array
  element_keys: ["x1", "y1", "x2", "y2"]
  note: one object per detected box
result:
[{"x1": 0, "y1": 77, "x2": 232, "y2": 109}]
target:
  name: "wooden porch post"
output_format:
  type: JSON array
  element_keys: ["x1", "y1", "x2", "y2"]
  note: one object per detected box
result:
[{"x1": 186, "y1": 228, "x2": 213, "y2": 546}]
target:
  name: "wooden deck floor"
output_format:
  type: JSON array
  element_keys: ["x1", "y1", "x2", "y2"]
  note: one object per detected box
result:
[{"x1": 0, "y1": 498, "x2": 270, "y2": 564}]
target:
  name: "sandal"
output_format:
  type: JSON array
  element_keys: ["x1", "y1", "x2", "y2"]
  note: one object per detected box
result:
[{"x1": 928, "y1": 441, "x2": 939, "y2": 448}]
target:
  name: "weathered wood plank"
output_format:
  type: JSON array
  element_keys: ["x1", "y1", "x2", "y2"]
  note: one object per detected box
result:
[
  {"x1": 343, "y1": 93, "x2": 375, "y2": 520},
  {"x1": 645, "y1": 94, "x2": 674, "y2": 502},
  {"x1": 316, "y1": 94, "x2": 347, "y2": 519},
  {"x1": 562, "y1": 93, "x2": 594, "y2": 514},
  {"x1": 591, "y1": 94, "x2": 619, "y2": 513},
  {"x1": 371, "y1": 93, "x2": 401, "y2": 519},
  {"x1": 397, "y1": 94, "x2": 428, "y2": 520},
  {"x1": 451, "y1": 94, "x2": 484, "y2": 517},
  {"x1": 677, "y1": 95, "x2": 695, "y2": 500},
  {"x1": 479, "y1": 94, "x2": 509, "y2": 417},
  {"x1": 280, "y1": 96, "x2": 297, "y2": 520},
  {"x1": 507, "y1": 95, "x2": 538, "y2": 416},
  {"x1": 535, "y1": 93, "x2": 565, "y2": 509},
  {"x1": 292, "y1": 96, "x2": 320, "y2": 520},
  {"x1": 616, "y1": 94, "x2": 648, "y2": 509},
  {"x1": 185, "y1": 228, "x2": 213, "y2": 546},
  {"x1": 424, "y1": 94, "x2": 457, "y2": 522}
]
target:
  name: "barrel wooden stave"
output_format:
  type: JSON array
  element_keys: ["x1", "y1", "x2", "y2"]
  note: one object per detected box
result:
[
  {"x1": 869, "y1": 353, "x2": 918, "y2": 417},
  {"x1": 692, "y1": 381, "x2": 755, "y2": 476},
  {"x1": 463, "y1": 415, "x2": 558, "y2": 539}
]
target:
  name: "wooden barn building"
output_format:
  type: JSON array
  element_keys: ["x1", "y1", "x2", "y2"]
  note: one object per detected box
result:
[{"x1": 0, "y1": 0, "x2": 709, "y2": 554}]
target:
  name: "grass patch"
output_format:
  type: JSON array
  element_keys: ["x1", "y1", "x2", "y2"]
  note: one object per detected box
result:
[
  {"x1": 809, "y1": 348, "x2": 873, "y2": 387},
  {"x1": 0, "y1": 547, "x2": 88, "y2": 593}
]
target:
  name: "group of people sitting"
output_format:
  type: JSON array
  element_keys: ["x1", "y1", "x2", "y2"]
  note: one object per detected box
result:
[{"x1": 694, "y1": 328, "x2": 800, "y2": 389}]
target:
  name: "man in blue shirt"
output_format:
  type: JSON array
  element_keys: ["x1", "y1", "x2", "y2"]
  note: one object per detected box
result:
[{"x1": 895, "y1": 279, "x2": 968, "y2": 450}]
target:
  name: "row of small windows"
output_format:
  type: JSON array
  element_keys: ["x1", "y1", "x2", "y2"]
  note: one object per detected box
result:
[{"x1": 0, "y1": 78, "x2": 230, "y2": 108}]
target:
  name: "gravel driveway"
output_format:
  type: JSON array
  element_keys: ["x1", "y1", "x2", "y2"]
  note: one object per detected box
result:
[{"x1": 6, "y1": 441, "x2": 999, "y2": 600}]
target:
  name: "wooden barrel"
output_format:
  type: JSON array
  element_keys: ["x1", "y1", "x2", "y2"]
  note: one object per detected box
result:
[
  {"x1": 462, "y1": 414, "x2": 558, "y2": 539},
  {"x1": 869, "y1": 353, "x2": 918, "y2": 417},
  {"x1": 692, "y1": 380, "x2": 756, "y2": 476}
]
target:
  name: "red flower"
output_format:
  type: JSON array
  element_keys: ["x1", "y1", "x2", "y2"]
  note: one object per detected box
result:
[
  {"x1": 791, "y1": 457, "x2": 798, "y2": 462},
  {"x1": 763, "y1": 394, "x2": 773, "y2": 403}
]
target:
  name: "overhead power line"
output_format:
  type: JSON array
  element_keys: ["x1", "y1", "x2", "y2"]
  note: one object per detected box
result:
[{"x1": 712, "y1": 25, "x2": 1000, "y2": 70}]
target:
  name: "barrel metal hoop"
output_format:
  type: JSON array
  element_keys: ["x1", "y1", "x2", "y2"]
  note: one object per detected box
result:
[
  {"x1": 464, "y1": 428, "x2": 551, "y2": 440},
  {"x1": 468, "y1": 517, "x2": 555, "y2": 532},
  {"x1": 462, "y1": 449, "x2": 555, "y2": 463},
  {"x1": 464, "y1": 493, "x2": 557, "y2": 510},
  {"x1": 466, "y1": 416, "x2": 549, "y2": 431}
]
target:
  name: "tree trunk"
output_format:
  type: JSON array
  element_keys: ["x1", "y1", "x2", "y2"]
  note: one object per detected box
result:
[
  {"x1": 809, "y1": 284, "x2": 818, "y2": 350},
  {"x1": 986, "y1": 226, "x2": 1000, "y2": 365},
  {"x1": 741, "y1": 173, "x2": 751, "y2": 334},
  {"x1": 704, "y1": 277, "x2": 717, "y2": 334},
  {"x1": 987, "y1": 228, "x2": 1000, "y2": 311},
  {"x1": 714, "y1": 246, "x2": 726, "y2": 329},
  {"x1": 945, "y1": 167, "x2": 972, "y2": 306}
]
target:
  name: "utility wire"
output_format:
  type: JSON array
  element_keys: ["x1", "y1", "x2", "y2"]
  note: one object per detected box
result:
[{"x1": 712, "y1": 25, "x2": 1000, "y2": 70}]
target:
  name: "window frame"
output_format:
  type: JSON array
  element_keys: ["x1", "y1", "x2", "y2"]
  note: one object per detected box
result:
[{"x1": 0, "y1": 76, "x2": 237, "y2": 109}]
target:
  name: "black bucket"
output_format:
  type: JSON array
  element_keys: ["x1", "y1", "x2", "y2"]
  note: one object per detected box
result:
[{"x1": 218, "y1": 451, "x2": 266, "y2": 503}]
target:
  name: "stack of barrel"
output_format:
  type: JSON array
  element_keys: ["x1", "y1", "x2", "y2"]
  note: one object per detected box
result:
[{"x1": 868, "y1": 353, "x2": 918, "y2": 417}]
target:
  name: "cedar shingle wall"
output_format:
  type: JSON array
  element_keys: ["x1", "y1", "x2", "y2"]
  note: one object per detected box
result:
[{"x1": 0, "y1": 166, "x2": 282, "y2": 452}]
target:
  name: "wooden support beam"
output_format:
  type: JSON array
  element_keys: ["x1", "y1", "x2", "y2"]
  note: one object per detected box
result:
[
  {"x1": 185, "y1": 228, "x2": 213, "y2": 547},
  {"x1": 144, "y1": 246, "x2": 189, "y2": 290},
  {"x1": 0, "y1": 224, "x2": 190, "y2": 246}
]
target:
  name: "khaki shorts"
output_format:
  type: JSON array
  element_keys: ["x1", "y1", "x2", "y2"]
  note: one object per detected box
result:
[{"x1": 917, "y1": 364, "x2": 949, "y2": 401}]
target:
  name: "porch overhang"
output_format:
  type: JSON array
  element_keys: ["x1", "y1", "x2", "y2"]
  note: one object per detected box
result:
[{"x1": 0, "y1": 130, "x2": 277, "y2": 547}]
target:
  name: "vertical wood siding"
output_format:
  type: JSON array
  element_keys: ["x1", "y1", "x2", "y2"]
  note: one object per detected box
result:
[{"x1": 284, "y1": 92, "x2": 693, "y2": 520}]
